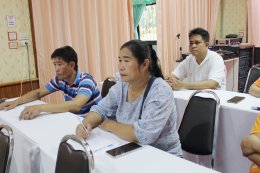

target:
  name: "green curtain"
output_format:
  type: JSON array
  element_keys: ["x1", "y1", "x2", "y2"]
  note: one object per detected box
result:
[
  {"x1": 133, "y1": 0, "x2": 156, "y2": 5},
  {"x1": 133, "y1": 0, "x2": 156, "y2": 39},
  {"x1": 133, "y1": 4, "x2": 145, "y2": 39}
]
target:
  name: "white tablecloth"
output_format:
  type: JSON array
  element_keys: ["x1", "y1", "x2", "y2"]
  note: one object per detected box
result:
[
  {"x1": 0, "y1": 101, "x2": 79, "y2": 173},
  {"x1": 0, "y1": 100, "x2": 220, "y2": 173},
  {"x1": 173, "y1": 90, "x2": 260, "y2": 173}
]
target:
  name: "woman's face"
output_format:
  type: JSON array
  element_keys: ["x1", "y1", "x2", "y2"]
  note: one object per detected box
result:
[{"x1": 118, "y1": 47, "x2": 144, "y2": 83}]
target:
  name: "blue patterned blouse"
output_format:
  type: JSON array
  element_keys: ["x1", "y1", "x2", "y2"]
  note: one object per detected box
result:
[{"x1": 91, "y1": 77, "x2": 182, "y2": 157}]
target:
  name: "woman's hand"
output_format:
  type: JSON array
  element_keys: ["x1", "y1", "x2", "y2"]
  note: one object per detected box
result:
[{"x1": 76, "y1": 123, "x2": 92, "y2": 139}]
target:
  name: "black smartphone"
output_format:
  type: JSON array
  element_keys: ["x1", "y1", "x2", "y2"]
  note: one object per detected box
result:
[
  {"x1": 106, "y1": 142, "x2": 142, "y2": 158},
  {"x1": 252, "y1": 106, "x2": 260, "y2": 111},
  {"x1": 227, "y1": 96, "x2": 245, "y2": 104}
]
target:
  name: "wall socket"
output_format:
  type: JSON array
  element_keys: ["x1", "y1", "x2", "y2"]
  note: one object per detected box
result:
[
  {"x1": 19, "y1": 40, "x2": 29, "y2": 47},
  {"x1": 19, "y1": 33, "x2": 29, "y2": 47}
]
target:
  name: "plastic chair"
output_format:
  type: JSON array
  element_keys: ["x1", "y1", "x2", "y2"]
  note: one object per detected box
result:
[
  {"x1": 178, "y1": 90, "x2": 220, "y2": 168},
  {"x1": 101, "y1": 77, "x2": 116, "y2": 98},
  {"x1": 55, "y1": 134, "x2": 94, "y2": 173},
  {"x1": 0, "y1": 125, "x2": 14, "y2": 173},
  {"x1": 244, "y1": 64, "x2": 260, "y2": 93}
]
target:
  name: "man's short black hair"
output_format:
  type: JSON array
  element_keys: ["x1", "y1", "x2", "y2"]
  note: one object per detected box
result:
[
  {"x1": 189, "y1": 27, "x2": 210, "y2": 42},
  {"x1": 51, "y1": 45, "x2": 78, "y2": 71}
]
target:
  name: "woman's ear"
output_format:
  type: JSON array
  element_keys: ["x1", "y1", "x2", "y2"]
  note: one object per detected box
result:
[{"x1": 142, "y1": 59, "x2": 150, "y2": 71}]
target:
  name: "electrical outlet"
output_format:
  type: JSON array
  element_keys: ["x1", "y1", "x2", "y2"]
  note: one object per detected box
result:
[
  {"x1": 19, "y1": 33, "x2": 29, "y2": 47},
  {"x1": 19, "y1": 40, "x2": 29, "y2": 47}
]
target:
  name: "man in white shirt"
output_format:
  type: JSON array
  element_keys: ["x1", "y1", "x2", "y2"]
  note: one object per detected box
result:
[{"x1": 166, "y1": 28, "x2": 226, "y2": 90}]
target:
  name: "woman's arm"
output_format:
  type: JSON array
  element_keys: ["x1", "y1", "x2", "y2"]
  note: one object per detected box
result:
[
  {"x1": 76, "y1": 82, "x2": 120, "y2": 139},
  {"x1": 99, "y1": 120, "x2": 137, "y2": 142},
  {"x1": 249, "y1": 83, "x2": 260, "y2": 98}
]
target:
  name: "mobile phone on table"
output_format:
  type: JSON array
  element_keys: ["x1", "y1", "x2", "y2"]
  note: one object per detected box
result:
[
  {"x1": 252, "y1": 106, "x2": 260, "y2": 111},
  {"x1": 227, "y1": 96, "x2": 245, "y2": 104},
  {"x1": 106, "y1": 142, "x2": 142, "y2": 158}
]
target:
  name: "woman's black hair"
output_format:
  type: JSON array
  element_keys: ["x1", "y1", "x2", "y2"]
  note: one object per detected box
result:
[{"x1": 120, "y1": 40, "x2": 164, "y2": 79}]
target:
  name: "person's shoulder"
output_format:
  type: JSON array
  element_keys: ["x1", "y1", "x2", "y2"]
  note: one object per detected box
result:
[
  {"x1": 77, "y1": 72, "x2": 99, "y2": 87},
  {"x1": 50, "y1": 75, "x2": 63, "y2": 84},
  {"x1": 51, "y1": 75, "x2": 59, "y2": 81},
  {"x1": 208, "y1": 49, "x2": 223, "y2": 59},
  {"x1": 181, "y1": 54, "x2": 193, "y2": 63},
  {"x1": 151, "y1": 78, "x2": 173, "y2": 96},
  {"x1": 186, "y1": 54, "x2": 193, "y2": 59},
  {"x1": 145, "y1": 78, "x2": 174, "y2": 102},
  {"x1": 80, "y1": 72, "x2": 99, "y2": 83},
  {"x1": 207, "y1": 50, "x2": 224, "y2": 64},
  {"x1": 107, "y1": 80, "x2": 125, "y2": 97},
  {"x1": 153, "y1": 77, "x2": 169, "y2": 85},
  {"x1": 176, "y1": 55, "x2": 193, "y2": 69},
  {"x1": 80, "y1": 72, "x2": 93, "y2": 79}
]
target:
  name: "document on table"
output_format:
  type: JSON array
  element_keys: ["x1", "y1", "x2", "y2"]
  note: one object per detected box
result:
[{"x1": 86, "y1": 128, "x2": 127, "y2": 153}]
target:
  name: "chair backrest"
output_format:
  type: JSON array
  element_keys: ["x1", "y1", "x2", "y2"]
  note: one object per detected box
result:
[
  {"x1": 0, "y1": 125, "x2": 14, "y2": 173},
  {"x1": 178, "y1": 90, "x2": 220, "y2": 167},
  {"x1": 244, "y1": 64, "x2": 260, "y2": 93},
  {"x1": 101, "y1": 78, "x2": 116, "y2": 98},
  {"x1": 55, "y1": 135, "x2": 94, "y2": 173}
]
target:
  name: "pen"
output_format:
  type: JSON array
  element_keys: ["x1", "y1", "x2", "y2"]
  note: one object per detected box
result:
[{"x1": 76, "y1": 116, "x2": 89, "y2": 133}]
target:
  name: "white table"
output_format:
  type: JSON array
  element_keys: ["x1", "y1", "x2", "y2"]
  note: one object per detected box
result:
[
  {"x1": 173, "y1": 90, "x2": 260, "y2": 173},
  {"x1": 0, "y1": 100, "x2": 220, "y2": 173}
]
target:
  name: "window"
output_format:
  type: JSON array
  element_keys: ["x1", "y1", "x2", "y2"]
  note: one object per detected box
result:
[{"x1": 138, "y1": 4, "x2": 156, "y2": 41}]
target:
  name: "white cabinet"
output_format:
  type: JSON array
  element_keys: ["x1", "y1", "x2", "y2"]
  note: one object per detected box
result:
[{"x1": 224, "y1": 58, "x2": 239, "y2": 91}]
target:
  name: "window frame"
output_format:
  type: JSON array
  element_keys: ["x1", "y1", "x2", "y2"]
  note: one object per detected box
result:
[{"x1": 137, "y1": 3, "x2": 157, "y2": 44}]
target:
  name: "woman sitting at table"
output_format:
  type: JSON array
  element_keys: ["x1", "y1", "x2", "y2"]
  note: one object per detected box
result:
[
  {"x1": 249, "y1": 78, "x2": 260, "y2": 98},
  {"x1": 76, "y1": 40, "x2": 182, "y2": 156}
]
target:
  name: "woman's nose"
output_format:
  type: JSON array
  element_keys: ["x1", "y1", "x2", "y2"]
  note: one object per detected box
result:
[{"x1": 118, "y1": 63, "x2": 124, "y2": 71}]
